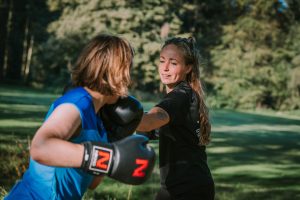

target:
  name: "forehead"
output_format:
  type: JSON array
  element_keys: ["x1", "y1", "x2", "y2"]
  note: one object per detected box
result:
[{"x1": 160, "y1": 44, "x2": 184, "y2": 60}]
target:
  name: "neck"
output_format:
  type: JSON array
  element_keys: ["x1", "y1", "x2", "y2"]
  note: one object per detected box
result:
[
  {"x1": 166, "y1": 86, "x2": 173, "y2": 93},
  {"x1": 84, "y1": 87, "x2": 111, "y2": 113}
]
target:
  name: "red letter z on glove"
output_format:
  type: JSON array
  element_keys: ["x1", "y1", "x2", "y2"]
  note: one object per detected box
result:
[{"x1": 81, "y1": 135, "x2": 156, "y2": 185}]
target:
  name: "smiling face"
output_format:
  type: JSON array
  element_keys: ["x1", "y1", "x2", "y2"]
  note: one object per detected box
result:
[{"x1": 159, "y1": 44, "x2": 191, "y2": 92}]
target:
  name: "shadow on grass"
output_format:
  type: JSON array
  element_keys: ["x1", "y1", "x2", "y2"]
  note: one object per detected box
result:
[
  {"x1": 1, "y1": 85, "x2": 300, "y2": 200},
  {"x1": 208, "y1": 110, "x2": 300, "y2": 200},
  {"x1": 211, "y1": 109, "x2": 300, "y2": 126}
]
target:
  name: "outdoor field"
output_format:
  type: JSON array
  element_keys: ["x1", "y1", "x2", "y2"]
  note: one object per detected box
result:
[{"x1": 0, "y1": 84, "x2": 299, "y2": 200}]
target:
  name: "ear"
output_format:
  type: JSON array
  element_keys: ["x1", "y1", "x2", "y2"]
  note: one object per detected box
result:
[{"x1": 185, "y1": 65, "x2": 192, "y2": 74}]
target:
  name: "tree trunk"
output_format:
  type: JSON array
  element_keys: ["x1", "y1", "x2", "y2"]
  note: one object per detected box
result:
[
  {"x1": 0, "y1": 0, "x2": 9, "y2": 81},
  {"x1": 6, "y1": 0, "x2": 28, "y2": 81},
  {"x1": 24, "y1": 34, "x2": 34, "y2": 83}
]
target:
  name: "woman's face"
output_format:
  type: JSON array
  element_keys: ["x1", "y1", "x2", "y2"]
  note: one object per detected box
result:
[{"x1": 159, "y1": 44, "x2": 191, "y2": 91}]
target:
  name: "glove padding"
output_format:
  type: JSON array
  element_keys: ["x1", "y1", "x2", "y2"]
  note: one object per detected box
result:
[
  {"x1": 100, "y1": 96, "x2": 143, "y2": 142},
  {"x1": 81, "y1": 135, "x2": 155, "y2": 185}
]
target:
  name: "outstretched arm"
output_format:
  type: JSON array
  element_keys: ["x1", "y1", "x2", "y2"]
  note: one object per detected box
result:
[{"x1": 136, "y1": 106, "x2": 170, "y2": 132}]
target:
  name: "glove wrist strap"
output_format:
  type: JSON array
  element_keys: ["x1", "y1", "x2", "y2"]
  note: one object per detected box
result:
[{"x1": 81, "y1": 142, "x2": 114, "y2": 175}]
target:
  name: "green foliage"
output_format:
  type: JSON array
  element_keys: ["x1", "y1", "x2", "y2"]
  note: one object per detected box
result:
[
  {"x1": 18, "y1": 0, "x2": 300, "y2": 110},
  {"x1": 209, "y1": 0, "x2": 299, "y2": 110},
  {"x1": 0, "y1": 186, "x2": 8, "y2": 200},
  {"x1": 32, "y1": 0, "x2": 184, "y2": 93}
]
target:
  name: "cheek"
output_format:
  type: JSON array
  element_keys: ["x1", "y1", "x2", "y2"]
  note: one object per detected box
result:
[
  {"x1": 158, "y1": 65, "x2": 164, "y2": 73},
  {"x1": 176, "y1": 69, "x2": 188, "y2": 79},
  {"x1": 175, "y1": 68, "x2": 185, "y2": 75}
]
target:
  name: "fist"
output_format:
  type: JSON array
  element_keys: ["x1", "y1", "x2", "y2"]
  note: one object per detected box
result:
[{"x1": 100, "y1": 96, "x2": 143, "y2": 142}]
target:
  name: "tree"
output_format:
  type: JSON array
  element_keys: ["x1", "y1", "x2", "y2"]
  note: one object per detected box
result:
[{"x1": 209, "y1": 0, "x2": 299, "y2": 110}]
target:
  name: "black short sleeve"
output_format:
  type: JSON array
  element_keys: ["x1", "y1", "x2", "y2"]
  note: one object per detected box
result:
[{"x1": 156, "y1": 87, "x2": 189, "y2": 124}]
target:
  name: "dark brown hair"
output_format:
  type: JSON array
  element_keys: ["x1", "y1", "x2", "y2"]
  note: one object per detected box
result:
[{"x1": 162, "y1": 37, "x2": 211, "y2": 145}]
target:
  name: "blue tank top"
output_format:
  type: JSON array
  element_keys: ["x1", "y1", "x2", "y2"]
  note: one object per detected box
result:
[{"x1": 5, "y1": 87, "x2": 108, "y2": 200}]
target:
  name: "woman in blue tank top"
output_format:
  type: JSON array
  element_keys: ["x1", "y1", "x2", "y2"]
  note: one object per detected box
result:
[{"x1": 5, "y1": 34, "x2": 134, "y2": 200}]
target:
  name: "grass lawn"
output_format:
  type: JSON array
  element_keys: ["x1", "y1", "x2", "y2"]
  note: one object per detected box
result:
[{"x1": 0, "y1": 84, "x2": 299, "y2": 200}]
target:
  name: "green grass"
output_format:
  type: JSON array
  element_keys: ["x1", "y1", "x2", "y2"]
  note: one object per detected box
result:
[
  {"x1": 208, "y1": 109, "x2": 300, "y2": 200},
  {"x1": 0, "y1": 84, "x2": 59, "y2": 192},
  {"x1": 0, "y1": 84, "x2": 300, "y2": 200}
]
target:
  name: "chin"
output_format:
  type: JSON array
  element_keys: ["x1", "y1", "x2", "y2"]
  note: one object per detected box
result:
[
  {"x1": 160, "y1": 78, "x2": 171, "y2": 83},
  {"x1": 161, "y1": 80, "x2": 172, "y2": 85}
]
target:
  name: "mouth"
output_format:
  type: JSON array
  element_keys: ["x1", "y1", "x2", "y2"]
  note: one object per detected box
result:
[{"x1": 161, "y1": 74, "x2": 170, "y2": 78}]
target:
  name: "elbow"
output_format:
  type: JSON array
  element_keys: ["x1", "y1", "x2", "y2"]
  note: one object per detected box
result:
[
  {"x1": 30, "y1": 142, "x2": 44, "y2": 164},
  {"x1": 30, "y1": 144, "x2": 39, "y2": 162}
]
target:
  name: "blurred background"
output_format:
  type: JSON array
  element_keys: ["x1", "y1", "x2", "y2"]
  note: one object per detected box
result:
[
  {"x1": 1, "y1": 0, "x2": 299, "y2": 110},
  {"x1": 0, "y1": 0, "x2": 299, "y2": 199}
]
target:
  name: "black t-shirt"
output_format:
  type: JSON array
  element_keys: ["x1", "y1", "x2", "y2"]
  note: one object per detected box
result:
[{"x1": 156, "y1": 81, "x2": 213, "y2": 193}]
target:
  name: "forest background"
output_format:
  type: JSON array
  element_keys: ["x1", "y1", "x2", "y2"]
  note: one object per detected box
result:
[{"x1": 0, "y1": 0, "x2": 299, "y2": 111}]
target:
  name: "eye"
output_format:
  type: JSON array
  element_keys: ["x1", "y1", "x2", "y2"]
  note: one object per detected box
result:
[
  {"x1": 160, "y1": 60, "x2": 165, "y2": 63},
  {"x1": 171, "y1": 62, "x2": 177, "y2": 66}
]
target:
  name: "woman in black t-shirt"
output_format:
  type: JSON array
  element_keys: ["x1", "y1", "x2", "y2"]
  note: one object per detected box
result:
[{"x1": 137, "y1": 37, "x2": 214, "y2": 200}]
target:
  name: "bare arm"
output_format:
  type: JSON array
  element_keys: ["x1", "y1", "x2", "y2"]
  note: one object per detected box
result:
[
  {"x1": 136, "y1": 106, "x2": 170, "y2": 132},
  {"x1": 30, "y1": 104, "x2": 84, "y2": 167}
]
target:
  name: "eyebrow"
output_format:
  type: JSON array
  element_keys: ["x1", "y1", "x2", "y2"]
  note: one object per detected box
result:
[{"x1": 159, "y1": 56, "x2": 178, "y2": 62}]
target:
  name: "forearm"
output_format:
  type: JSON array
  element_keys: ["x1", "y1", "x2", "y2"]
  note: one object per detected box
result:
[
  {"x1": 137, "y1": 114, "x2": 157, "y2": 132},
  {"x1": 136, "y1": 107, "x2": 169, "y2": 132},
  {"x1": 30, "y1": 137, "x2": 84, "y2": 168}
]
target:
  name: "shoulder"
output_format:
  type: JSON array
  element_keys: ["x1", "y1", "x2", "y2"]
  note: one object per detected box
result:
[
  {"x1": 54, "y1": 87, "x2": 93, "y2": 111},
  {"x1": 166, "y1": 81, "x2": 192, "y2": 102},
  {"x1": 156, "y1": 82, "x2": 192, "y2": 121},
  {"x1": 174, "y1": 81, "x2": 193, "y2": 94}
]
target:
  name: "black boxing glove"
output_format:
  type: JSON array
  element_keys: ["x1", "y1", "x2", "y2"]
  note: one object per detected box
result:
[
  {"x1": 100, "y1": 96, "x2": 143, "y2": 142},
  {"x1": 81, "y1": 135, "x2": 155, "y2": 185}
]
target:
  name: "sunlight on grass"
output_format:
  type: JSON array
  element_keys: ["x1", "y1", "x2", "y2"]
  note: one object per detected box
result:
[
  {"x1": 1, "y1": 85, "x2": 300, "y2": 200},
  {"x1": 0, "y1": 103, "x2": 49, "y2": 112},
  {"x1": 213, "y1": 163, "x2": 300, "y2": 178},
  {"x1": 264, "y1": 145, "x2": 282, "y2": 150},
  {"x1": 0, "y1": 119, "x2": 41, "y2": 127},
  {"x1": 207, "y1": 146, "x2": 245, "y2": 154},
  {"x1": 210, "y1": 138, "x2": 228, "y2": 142},
  {"x1": 217, "y1": 182, "x2": 300, "y2": 193},
  {"x1": 241, "y1": 109, "x2": 300, "y2": 120},
  {"x1": 0, "y1": 91, "x2": 58, "y2": 99},
  {"x1": 282, "y1": 149, "x2": 300, "y2": 157},
  {"x1": 212, "y1": 124, "x2": 300, "y2": 133}
]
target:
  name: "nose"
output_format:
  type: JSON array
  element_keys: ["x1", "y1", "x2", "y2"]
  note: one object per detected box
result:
[{"x1": 161, "y1": 61, "x2": 169, "y2": 71}]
